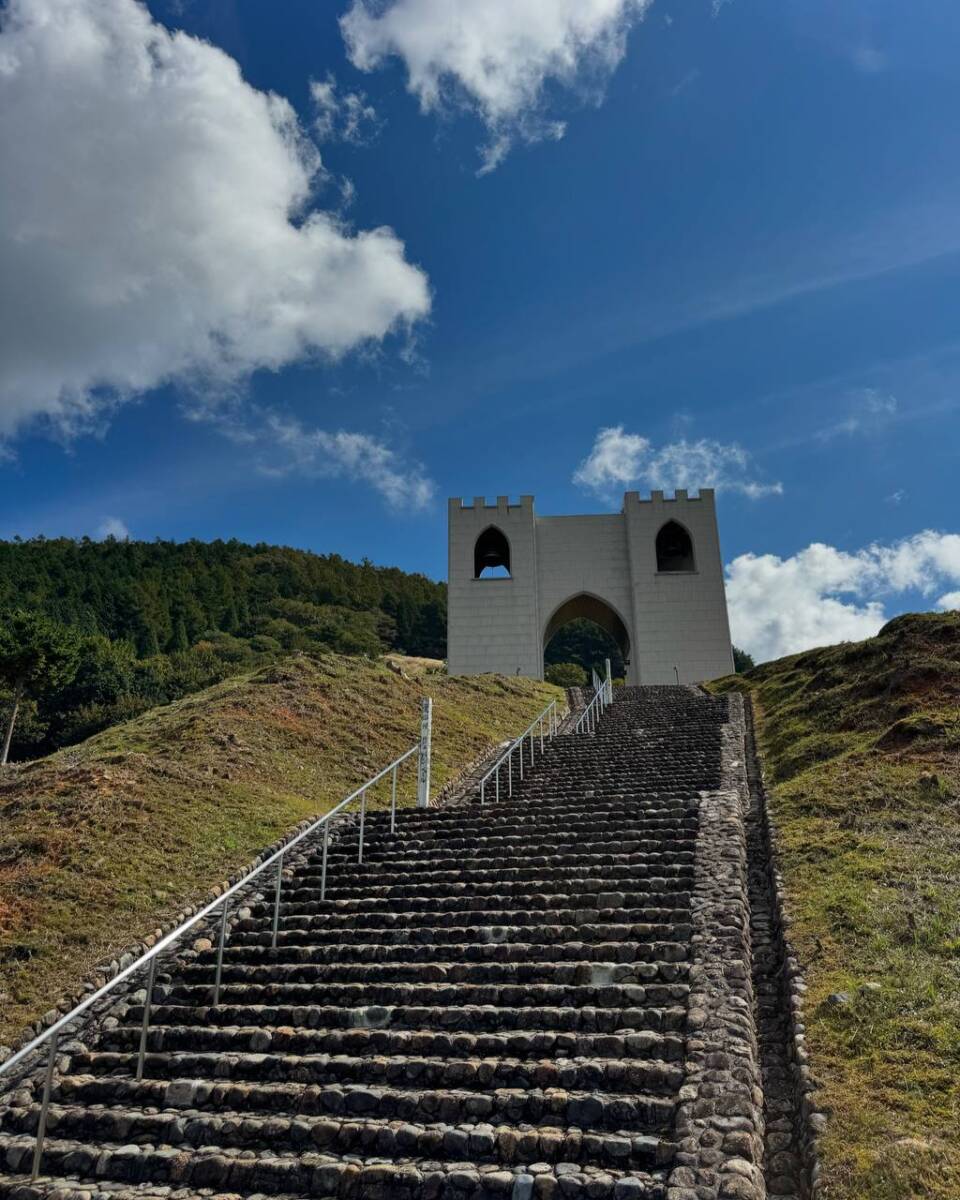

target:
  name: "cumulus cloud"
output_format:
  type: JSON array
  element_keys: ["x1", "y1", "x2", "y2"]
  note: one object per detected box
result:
[
  {"x1": 340, "y1": 0, "x2": 651, "y2": 172},
  {"x1": 95, "y1": 516, "x2": 130, "y2": 540},
  {"x1": 727, "y1": 531, "x2": 960, "y2": 662},
  {"x1": 0, "y1": 0, "x2": 430, "y2": 444},
  {"x1": 574, "y1": 427, "x2": 783, "y2": 499},
  {"x1": 257, "y1": 415, "x2": 434, "y2": 510},
  {"x1": 310, "y1": 74, "x2": 380, "y2": 143}
]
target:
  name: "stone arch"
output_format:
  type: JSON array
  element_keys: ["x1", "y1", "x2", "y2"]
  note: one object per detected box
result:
[
  {"x1": 542, "y1": 592, "x2": 631, "y2": 670},
  {"x1": 474, "y1": 525, "x2": 511, "y2": 578},
  {"x1": 656, "y1": 519, "x2": 695, "y2": 572}
]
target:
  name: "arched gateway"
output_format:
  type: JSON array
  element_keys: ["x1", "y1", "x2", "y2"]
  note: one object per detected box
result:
[{"x1": 447, "y1": 490, "x2": 735, "y2": 685}]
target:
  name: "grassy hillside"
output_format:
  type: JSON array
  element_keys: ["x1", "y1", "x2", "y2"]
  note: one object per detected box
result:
[
  {"x1": 0, "y1": 654, "x2": 560, "y2": 1047},
  {"x1": 710, "y1": 613, "x2": 960, "y2": 1200}
]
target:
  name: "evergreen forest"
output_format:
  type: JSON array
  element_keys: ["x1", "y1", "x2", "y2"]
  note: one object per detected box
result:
[{"x1": 0, "y1": 537, "x2": 446, "y2": 760}]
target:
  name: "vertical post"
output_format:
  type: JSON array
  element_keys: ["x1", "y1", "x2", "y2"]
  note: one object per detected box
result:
[
  {"x1": 674, "y1": 664, "x2": 680, "y2": 685},
  {"x1": 213, "y1": 898, "x2": 230, "y2": 1006},
  {"x1": 417, "y1": 697, "x2": 432, "y2": 809},
  {"x1": 358, "y1": 787, "x2": 366, "y2": 864},
  {"x1": 518, "y1": 737, "x2": 524, "y2": 781},
  {"x1": 30, "y1": 1031, "x2": 58, "y2": 1182},
  {"x1": 136, "y1": 955, "x2": 157, "y2": 1081},
  {"x1": 320, "y1": 821, "x2": 330, "y2": 901},
  {"x1": 539, "y1": 716, "x2": 544, "y2": 755},
  {"x1": 508, "y1": 748, "x2": 513, "y2": 796},
  {"x1": 529, "y1": 730, "x2": 534, "y2": 767},
  {"x1": 495, "y1": 766, "x2": 500, "y2": 802},
  {"x1": 390, "y1": 764, "x2": 398, "y2": 834},
  {"x1": 271, "y1": 853, "x2": 284, "y2": 949},
  {"x1": 480, "y1": 777, "x2": 485, "y2": 806},
  {"x1": 606, "y1": 658, "x2": 612, "y2": 704}
]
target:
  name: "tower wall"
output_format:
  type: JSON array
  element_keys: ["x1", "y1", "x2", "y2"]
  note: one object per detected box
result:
[{"x1": 447, "y1": 490, "x2": 735, "y2": 685}]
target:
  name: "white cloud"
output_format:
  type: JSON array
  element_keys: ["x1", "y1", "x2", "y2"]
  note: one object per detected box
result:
[
  {"x1": 817, "y1": 388, "x2": 897, "y2": 442},
  {"x1": 574, "y1": 426, "x2": 783, "y2": 499},
  {"x1": 340, "y1": 0, "x2": 651, "y2": 173},
  {"x1": 95, "y1": 516, "x2": 130, "y2": 540},
  {"x1": 258, "y1": 415, "x2": 434, "y2": 510},
  {"x1": 0, "y1": 0, "x2": 429, "y2": 444},
  {"x1": 938, "y1": 591, "x2": 960, "y2": 612},
  {"x1": 727, "y1": 531, "x2": 960, "y2": 661},
  {"x1": 310, "y1": 74, "x2": 380, "y2": 144}
]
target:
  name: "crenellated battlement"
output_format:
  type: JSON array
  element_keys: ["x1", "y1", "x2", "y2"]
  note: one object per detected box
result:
[{"x1": 450, "y1": 495, "x2": 534, "y2": 512}]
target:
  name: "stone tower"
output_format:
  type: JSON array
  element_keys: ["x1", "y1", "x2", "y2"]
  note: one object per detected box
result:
[{"x1": 447, "y1": 490, "x2": 734, "y2": 685}]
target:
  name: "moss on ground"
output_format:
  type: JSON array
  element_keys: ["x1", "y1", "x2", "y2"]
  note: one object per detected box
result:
[
  {"x1": 0, "y1": 654, "x2": 560, "y2": 1046},
  {"x1": 709, "y1": 612, "x2": 960, "y2": 1199}
]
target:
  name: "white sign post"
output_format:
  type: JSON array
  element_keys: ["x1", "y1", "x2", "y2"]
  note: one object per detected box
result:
[
  {"x1": 417, "y1": 697, "x2": 432, "y2": 808},
  {"x1": 605, "y1": 658, "x2": 612, "y2": 702}
]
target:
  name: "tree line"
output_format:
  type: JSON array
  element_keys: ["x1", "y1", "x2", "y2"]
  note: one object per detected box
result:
[{"x1": 0, "y1": 537, "x2": 446, "y2": 761}]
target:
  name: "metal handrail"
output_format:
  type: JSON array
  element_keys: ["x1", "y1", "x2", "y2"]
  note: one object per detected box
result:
[
  {"x1": 1, "y1": 739, "x2": 421, "y2": 1180},
  {"x1": 478, "y1": 697, "x2": 559, "y2": 805},
  {"x1": 574, "y1": 675, "x2": 613, "y2": 733}
]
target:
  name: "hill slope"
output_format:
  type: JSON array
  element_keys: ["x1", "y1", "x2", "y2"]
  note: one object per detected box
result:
[
  {"x1": 711, "y1": 613, "x2": 960, "y2": 1200},
  {"x1": 0, "y1": 654, "x2": 559, "y2": 1047}
]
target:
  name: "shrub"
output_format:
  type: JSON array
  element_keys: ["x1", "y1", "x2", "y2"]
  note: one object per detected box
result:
[{"x1": 545, "y1": 662, "x2": 588, "y2": 688}]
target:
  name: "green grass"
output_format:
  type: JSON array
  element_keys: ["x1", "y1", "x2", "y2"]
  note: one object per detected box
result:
[
  {"x1": 709, "y1": 612, "x2": 960, "y2": 1199},
  {"x1": 0, "y1": 653, "x2": 560, "y2": 1046}
]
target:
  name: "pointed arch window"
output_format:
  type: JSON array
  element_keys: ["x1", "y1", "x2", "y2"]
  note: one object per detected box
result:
[
  {"x1": 656, "y1": 520, "x2": 695, "y2": 572},
  {"x1": 474, "y1": 526, "x2": 511, "y2": 578}
]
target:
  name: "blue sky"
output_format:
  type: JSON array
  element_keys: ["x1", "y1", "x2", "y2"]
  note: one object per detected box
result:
[{"x1": 1, "y1": 0, "x2": 959, "y2": 659}]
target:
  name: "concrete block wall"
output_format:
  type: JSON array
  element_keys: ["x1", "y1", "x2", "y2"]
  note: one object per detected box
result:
[
  {"x1": 447, "y1": 490, "x2": 735, "y2": 685},
  {"x1": 447, "y1": 496, "x2": 541, "y2": 677},
  {"x1": 624, "y1": 489, "x2": 735, "y2": 684}
]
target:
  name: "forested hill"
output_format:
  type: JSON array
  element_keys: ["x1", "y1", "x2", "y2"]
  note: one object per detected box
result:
[
  {"x1": 0, "y1": 537, "x2": 445, "y2": 658},
  {"x1": 0, "y1": 537, "x2": 446, "y2": 760}
]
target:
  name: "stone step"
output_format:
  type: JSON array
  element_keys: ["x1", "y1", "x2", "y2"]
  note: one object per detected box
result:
[
  {"x1": 116, "y1": 1000, "x2": 688, "y2": 1036},
  {"x1": 72, "y1": 1040, "x2": 685, "y2": 1088},
  {"x1": 95, "y1": 1023, "x2": 685, "y2": 1062},
  {"x1": 298, "y1": 851, "x2": 695, "y2": 885},
  {"x1": 246, "y1": 886, "x2": 691, "y2": 921},
  {"x1": 241, "y1": 898, "x2": 691, "y2": 931},
  {"x1": 359, "y1": 798, "x2": 694, "y2": 828},
  {"x1": 209, "y1": 937, "x2": 690, "y2": 965},
  {"x1": 17, "y1": 1074, "x2": 677, "y2": 1135},
  {"x1": 155, "y1": 979, "x2": 689, "y2": 1010},
  {"x1": 0, "y1": 1139, "x2": 670, "y2": 1199},
  {"x1": 295, "y1": 850, "x2": 695, "y2": 883},
  {"x1": 286, "y1": 869, "x2": 694, "y2": 905},
  {"x1": 234, "y1": 906, "x2": 691, "y2": 935},
  {"x1": 176, "y1": 959, "x2": 688, "y2": 989},
  {"x1": 318, "y1": 825, "x2": 697, "y2": 860},
  {"x1": 226, "y1": 920, "x2": 691, "y2": 949}
]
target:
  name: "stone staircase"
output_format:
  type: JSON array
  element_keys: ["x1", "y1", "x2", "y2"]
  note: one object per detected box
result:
[{"x1": 0, "y1": 686, "x2": 768, "y2": 1200}]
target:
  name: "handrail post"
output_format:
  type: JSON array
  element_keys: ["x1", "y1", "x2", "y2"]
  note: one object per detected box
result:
[
  {"x1": 358, "y1": 787, "x2": 366, "y2": 864},
  {"x1": 539, "y1": 717, "x2": 544, "y2": 755},
  {"x1": 605, "y1": 658, "x2": 612, "y2": 704},
  {"x1": 30, "y1": 1030, "x2": 58, "y2": 1182},
  {"x1": 271, "y1": 853, "x2": 284, "y2": 949},
  {"x1": 508, "y1": 749, "x2": 513, "y2": 796},
  {"x1": 495, "y1": 765, "x2": 500, "y2": 802},
  {"x1": 417, "y1": 697, "x2": 432, "y2": 808},
  {"x1": 320, "y1": 821, "x2": 330, "y2": 900},
  {"x1": 529, "y1": 729, "x2": 534, "y2": 767},
  {"x1": 136, "y1": 955, "x2": 157, "y2": 1081},
  {"x1": 390, "y1": 764, "x2": 398, "y2": 834},
  {"x1": 480, "y1": 777, "x2": 485, "y2": 806},
  {"x1": 518, "y1": 739, "x2": 524, "y2": 781},
  {"x1": 213, "y1": 897, "x2": 230, "y2": 1005}
]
